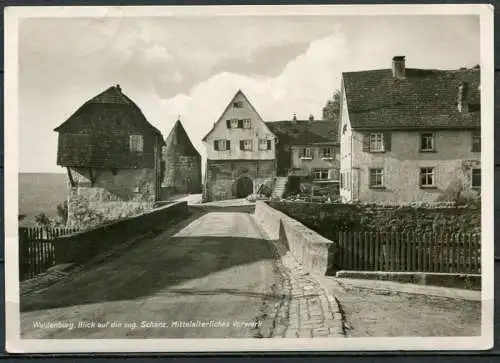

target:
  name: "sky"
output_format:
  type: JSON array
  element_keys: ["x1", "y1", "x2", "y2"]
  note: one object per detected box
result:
[{"x1": 18, "y1": 14, "x2": 480, "y2": 173}]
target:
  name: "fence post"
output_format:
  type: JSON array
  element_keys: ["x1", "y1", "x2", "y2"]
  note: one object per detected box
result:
[
  {"x1": 369, "y1": 232, "x2": 374, "y2": 270},
  {"x1": 347, "y1": 231, "x2": 353, "y2": 270},
  {"x1": 466, "y1": 233, "x2": 472, "y2": 274},
  {"x1": 395, "y1": 231, "x2": 401, "y2": 271},
  {"x1": 401, "y1": 231, "x2": 407, "y2": 272},
  {"x1": 374, "y1": 232, "x2": 380, "y2": 271},
  {"x1": 339, "y1": 231, "x2": 344, "y2": 269},
  {"x1": 363, "y1": 231, "x2": 369, "y2": 270}
]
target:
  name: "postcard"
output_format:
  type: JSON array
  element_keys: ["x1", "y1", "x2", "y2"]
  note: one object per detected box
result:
[{"x1": 4, "y1": 4, "x2": 494, "y2": 353}]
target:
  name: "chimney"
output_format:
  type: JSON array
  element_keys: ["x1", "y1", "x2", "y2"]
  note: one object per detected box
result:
[
  {"x1": 392, "y1": 56, "x2": 406, "y2": 79},
  {"x1": 116, "y1": 84, "x2": 121, "y2": 92},
  {"x1": 309, "y1": 114, "x2": 314, "y2": 121},
  {"x1": 292, "y1": 113, "x2": 297, "y2": 122},
  {"x1": 457, "y1": 81, "x2": 469, "y2": 113}
]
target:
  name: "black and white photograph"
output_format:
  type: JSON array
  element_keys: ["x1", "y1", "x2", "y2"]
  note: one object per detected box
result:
[{"x1": 4, "y1": 4, "x2": 494, "y2": 353}]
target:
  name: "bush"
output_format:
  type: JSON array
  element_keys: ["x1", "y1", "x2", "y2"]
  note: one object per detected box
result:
[{"x1": 68, "y1": 195, "x2": 107, "y2": 229}]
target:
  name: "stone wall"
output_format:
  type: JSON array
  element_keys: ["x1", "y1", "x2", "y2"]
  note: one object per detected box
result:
[
  {"x1": 204, "y1": 159, "x2": 275, "y2": 202},
  {"x1": 66, "y1": 167, "x2": 157, "y2": 229},
  {"x1": 267, "y1": 201, "x2": 481, "y2": 240}
]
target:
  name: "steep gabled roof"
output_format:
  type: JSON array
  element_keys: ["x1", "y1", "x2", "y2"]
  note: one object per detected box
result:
[
  {"x1": 343, "y1": 67, "x2": 480, "y2": 130},
  {"x1": 201, "y1": 90, "x2": 271, "y2": 141},
  {"x1": 265, "y1": 120, "x2": 339, "y2": 145},
  {"x1": 164, "y1": 119, "x2": 200, "y2": 157},
  {"x1": 54, "y1": 85, "x2": 164, "y2": 138}
]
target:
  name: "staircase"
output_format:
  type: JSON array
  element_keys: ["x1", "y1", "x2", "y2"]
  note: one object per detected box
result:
[{"x1": 271, "y1": 177, "x2": 288, "y2": 200}]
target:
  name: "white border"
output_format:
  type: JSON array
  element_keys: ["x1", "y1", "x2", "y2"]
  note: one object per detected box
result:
[{"x1": 4, "y1": 4, "x2": 494, "y2": 353}]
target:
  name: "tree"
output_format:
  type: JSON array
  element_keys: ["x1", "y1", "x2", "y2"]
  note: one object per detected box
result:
[
  {"x1": 34, "y1": 212, "x2": 52, "y2": 228},
  {"x1": 322, "y1": 90, "x2": 341, "y2": 122}
]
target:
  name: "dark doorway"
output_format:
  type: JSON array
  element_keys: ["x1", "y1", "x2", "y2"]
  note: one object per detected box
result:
[
  {"x1": 287, "y1": 176, "x2": 301, "y2": 196},
  {"x1": 236, "y1": 176, "x2": 253, "y2": 198}
]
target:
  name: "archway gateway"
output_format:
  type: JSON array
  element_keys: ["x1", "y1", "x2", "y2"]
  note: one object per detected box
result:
[{"x1": 236, "y1": 176, "x2": 253, "y2": 198}]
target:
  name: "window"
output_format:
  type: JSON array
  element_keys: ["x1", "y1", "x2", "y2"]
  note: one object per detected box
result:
[
  {"x1": 420, "y1": 167, "x2": 435, "y2": 187},
  {"x1": 233, "y1": 101, "x2": 243, "y2": 108},
  {"x1": 242, "y1": 119, "x2": 251, "y2": 129},
  {"x1": 471, "y1": 131, "x2": 481, "y2": 152},
  {"x1": 369, "y1": 133, "x2": 384, "y2": 152},
  {"x1": 214, "y1": 139, "x2": 230, "y2": 151},
  {"x1": 240, "y1": 139, "x2": 253, "y2": 151},
  {"x1": 340, "y1": 172, "x2": 344, "y2": 189},
  {"x1": 129, "y1": 135, "x2": 144, "y2": 152},
  {"x1": 230, "y1": 119, "x2": 239, "y2": 129},
  {"x1": 420, "y1": 133, "x2": 435, "y2": 152},
  {"x1": 370, "y1": 168, "x2": 384, "y2": 188},
  {"x1": 259, "y1": 139, "x2": 271, "y2": 151},
  {"x1": 472, "y1": 168, "x2": 481, "y2": 188},
  {"x1": 320, "y1": 147, "x2": 333, "y2": 158},
  {"x1": 299, "y1": 147, "x2": 311, "y2": 159},
  {"x1": 312, "y1": 168, "x2": 329, "y2": 181}
]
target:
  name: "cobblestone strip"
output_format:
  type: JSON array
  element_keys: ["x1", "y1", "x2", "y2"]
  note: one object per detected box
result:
[
  {"x1": 270, "y1": 240, "x2": 345, "y2": 338},
  {"x1": 250, "y1": 215, "x2": 345, "y2": 339}
]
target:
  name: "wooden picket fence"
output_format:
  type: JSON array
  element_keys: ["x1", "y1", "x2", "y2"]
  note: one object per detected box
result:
[
  {"x1": 337, "y1": 231, "x2": 481, "y2": 274},
  {"x1": 19, "y1": 227, "x2": 80, "y2": 281}
]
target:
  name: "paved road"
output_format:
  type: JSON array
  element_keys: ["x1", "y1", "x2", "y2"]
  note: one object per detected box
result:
[{"x1": 20, "y1": 211, "x2": 282, "y2": 338}]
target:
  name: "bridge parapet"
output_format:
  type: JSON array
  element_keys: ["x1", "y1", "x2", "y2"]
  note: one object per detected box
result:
[
  {"x1": 53, "y1": 201, "x2": 190, "y2": 265},
  {"x1": 254, "y1": 201, "x2": 338, "y2": 276}
]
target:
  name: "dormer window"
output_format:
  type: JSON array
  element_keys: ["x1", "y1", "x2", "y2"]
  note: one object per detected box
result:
[{"x1": 129, "y1": 134, "x2": 144, "y2": 152}]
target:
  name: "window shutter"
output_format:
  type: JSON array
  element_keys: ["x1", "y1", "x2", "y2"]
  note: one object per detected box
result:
[
  {"x1": 310, "y1": 148, "x2": 314, "y2": 159},
  {"x1": 226, "y1": 120, "x2": 231, "y2": 128},
  {"x1": 362, "y1": 133, "x2": 370, "y2": 152},
  {"x1": 267, "y1": 140, "x2": 272, "y2": 150},
  {"x1": 226, "y1": 140, "x2": 231, "y2": 150},
  {"x1": 240, "y1": 140, "x2": 244, "y2": 150},
  {"x1": 384, "y1": 133, "x2": 392, "y2": 152},
  {"x1": 214, "y1": 141, "x2": 219, "y2": 151},
  {"x1": 238, "y1": 119, "x2": 243, "y2": 128}
]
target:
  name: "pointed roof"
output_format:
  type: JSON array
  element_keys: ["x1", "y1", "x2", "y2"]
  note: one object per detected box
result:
[
  {"x1": 164, "y1": 119, "x2": 200, "y2": 157},
  {"x1": 54, "y1": 85, "x2": 163, "y2": 138},
  {"x1": 201, "y1": 90, "x2": 270, "y2": 141}
]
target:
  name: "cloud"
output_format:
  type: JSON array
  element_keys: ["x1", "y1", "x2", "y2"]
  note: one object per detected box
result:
[
  {"x1": 133, "y1": 31, "x2": 349, "y2": 170},
  {"x1": 17, "y1": 16, "x2": 480, "y2": 173}
]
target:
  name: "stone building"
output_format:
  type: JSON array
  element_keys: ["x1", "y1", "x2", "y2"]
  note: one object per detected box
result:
[
  {"x1": 202, "y1": 90, "x2": 276, "y2": 202},
  {"x1": 339, "y1": 56, "x2": 481, "y2": 203},
  {"x1": 54, "y1": 85, "x2": 165, "y2": 228},
  {"x1": 266, "y1": 117, "x2": 340, "y2": 196},
  {"x1": 161, "y1": 119, "x2": 202, "y2": 197}
]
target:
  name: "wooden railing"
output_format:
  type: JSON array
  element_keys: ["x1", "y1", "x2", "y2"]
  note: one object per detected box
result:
[
  {"x1": 19, "y1": 227, "x2": 80, "y2": 281},
  {"x1": 337, "y1": 231, "x2": 481, "y2": 274}
]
